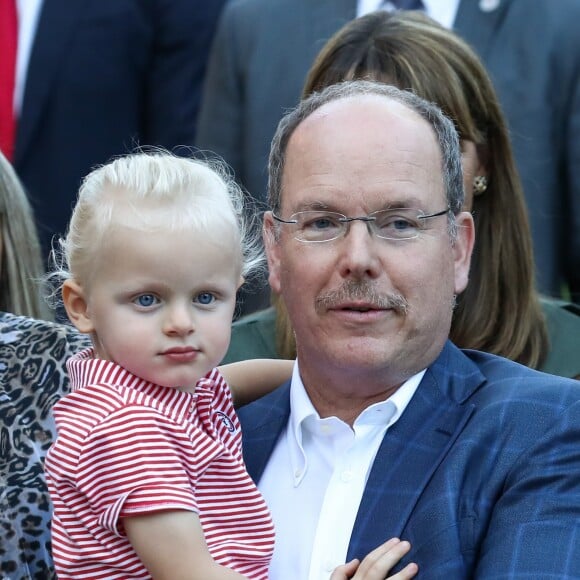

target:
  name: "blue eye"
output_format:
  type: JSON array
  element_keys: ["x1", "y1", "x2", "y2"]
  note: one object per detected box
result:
[
  {"x1": 196, "y1": 292, "x2": 215, "y2": 305},
  {"x1": 311, "y1": 217, "x2": 335, "y2": 230},
  {"x1": 391, "y1": 218, "x2": 416, "y2": 231},
  {"x1": 134, "y1": 294, "x2": 159, "y2": 308},
  {"x1": 374, "y1": 211, "x2": 421, "y2": 238},
  {"x1": 302, "y1": 214, "x2": 342, "y2": 231}
]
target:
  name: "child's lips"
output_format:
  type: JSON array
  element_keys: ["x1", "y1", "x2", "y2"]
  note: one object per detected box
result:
[{"x1": 161, "y1": 347, "x2": 200, "y2": 363}]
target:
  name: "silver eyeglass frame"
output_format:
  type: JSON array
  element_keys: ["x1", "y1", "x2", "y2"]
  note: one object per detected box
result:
[{"x1": 272, "y1": 207, "x2": 450, "y2": 243}]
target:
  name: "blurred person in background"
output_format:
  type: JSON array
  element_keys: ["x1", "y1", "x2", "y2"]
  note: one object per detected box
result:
[
  {"x1": 0, "y1": 0, "x2": 227, "y2": 264},
  {"x1": 0, "y1": 150, "x2": 51, "y2": 319}
]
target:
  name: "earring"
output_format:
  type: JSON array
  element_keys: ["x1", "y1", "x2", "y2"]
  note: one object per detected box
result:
[{"x1": 473, "y1": 175, "x2": 488, "y2": 195}]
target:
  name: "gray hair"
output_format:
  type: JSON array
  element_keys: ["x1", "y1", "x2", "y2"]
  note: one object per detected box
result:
[
  {"x1": 268, "y1": 80, "x2": 464, "y2": 235},
  {"x1": 0, "y1": 152, "x2": 52, "y2": 320},
  {"x1": 51, "y1": 150, "x2": 264, "y2": 291}
]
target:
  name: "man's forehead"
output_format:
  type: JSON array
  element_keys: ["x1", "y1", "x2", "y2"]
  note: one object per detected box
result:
[
  {"x1": 285, "y1": 94, "x2": 439, "y2": 168},
  {"x1": 285, "y1": 95, "x2": 440, "y2": 172},
  {"x1": 280, "y1": 95, "x2": 445, "y2": 208},
  {"x1": 297, "y1": 93, "x2": 430, "y2": 135}
]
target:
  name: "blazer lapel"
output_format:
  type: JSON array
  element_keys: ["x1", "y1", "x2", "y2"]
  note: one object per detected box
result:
[
  {"x1": 15, "y1": 0, "x2": 88, "y2": 164},
  {"x1": 239, "y1": 383, "x2": 291, "y2": 482},
  {"x1": 453, "y1": 0, "x2": 510, "y2": 58},
  {"x1": 347, "y1": 342, "x2": 485, "y2": 561}
]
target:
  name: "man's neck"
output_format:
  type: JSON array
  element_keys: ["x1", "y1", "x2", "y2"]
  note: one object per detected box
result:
[{"x1": 296, "y1": 360, "x2": 407, "y2": 425}]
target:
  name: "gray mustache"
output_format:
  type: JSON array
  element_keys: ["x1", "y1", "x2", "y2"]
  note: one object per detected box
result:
[{"x1": 315, "y1": 280, "x2": 409, "y2": 314}]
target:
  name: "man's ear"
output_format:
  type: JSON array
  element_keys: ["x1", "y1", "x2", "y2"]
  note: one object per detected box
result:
[
  {"x1": 62, "y1": 279, "x2": 95, "y2": 334},
  {"x1": 453, "y1": 211, "x2": 475, "y2": 295},
  {"x1": 263, "y1": 212, "x2": 282, "y2": 294}
]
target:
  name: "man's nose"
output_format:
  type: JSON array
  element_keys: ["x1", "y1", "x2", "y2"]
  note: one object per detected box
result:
[{"x1": 337, "y1": 220, "x2": 382, "y2": 279}]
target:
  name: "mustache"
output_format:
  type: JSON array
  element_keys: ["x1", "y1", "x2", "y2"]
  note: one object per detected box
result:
[{"x1": 315, "y1": 280, "x2": 409, "y2": 315}]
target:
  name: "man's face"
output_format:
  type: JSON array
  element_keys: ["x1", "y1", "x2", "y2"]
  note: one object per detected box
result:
[{"x1": 265, "y1": 96, "x2": 474, "y2": 393}]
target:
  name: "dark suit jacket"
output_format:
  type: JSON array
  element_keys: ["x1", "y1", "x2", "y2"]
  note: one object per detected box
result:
[
  {"x1": 238, "y1": 342, "x2": 580, "y2": 576},
  {"x1": 14, "y1": 0, "x2": 226, "y2": 260},
  {"x1": 196, "y1": 0, "x2": 580, "y2": 298}
]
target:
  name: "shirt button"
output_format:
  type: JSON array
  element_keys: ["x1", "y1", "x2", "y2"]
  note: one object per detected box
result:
[{"x1": 325, "y1": 560, "x2": 336, "y2": 572}]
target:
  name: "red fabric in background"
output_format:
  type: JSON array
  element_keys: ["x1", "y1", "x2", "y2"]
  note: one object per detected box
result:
[{"x1": 0, "y1": 0, "x2": 18, "y2": 161}]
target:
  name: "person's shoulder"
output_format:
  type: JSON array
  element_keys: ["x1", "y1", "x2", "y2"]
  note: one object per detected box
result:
[
  {"x1": 0, "y1": 313, "x2": 89, "y2": 405},
  {"x1": 225, "y1": 0, "x2": 300, "y2": 13},
  {"x1": 459, "y1": 347, "x2": 580, "y2": 409},
  {"x1": 219, "y1": 0, "x2": 271, "y2": 22},
  {"x1": 535, "y1": 0, "x2": 580, "y2": 18},
  {"x1": 539, "y1": 296, "x2": 580, "y2": 379},
  {"x1": 467, "y1": 351, "x2": 580, "y2": 449},
  {"x1": 232, "y1": 306, "x2": 276, "y2": 328},
  {"x1": 437, "y1": 342, "x2": 578, "y2": 400},
  {"x1": 0, "y1": 312, "x2": 89, "y2": 358},
  {"x1": 221, "y1": 0, "x2": 313, "y2": 26},
  {"x1": 507, "y1": 0, "x2": 580, "y2": 19},
  {"x1": 223, "y1": 307, "x2": 277, "y2": 364},
  {"x1": 540, "y1": 296, "x2": 580, "y2": 321},
  {"x1": 237, "y1": 378, "x2": 291, "y2": 428},
  {"x1": 508, "y1": 0, "x2": 580, "y2": 39}
]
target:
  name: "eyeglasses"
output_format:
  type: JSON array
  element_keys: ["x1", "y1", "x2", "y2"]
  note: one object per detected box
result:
[{"x1": 272, "y1": 207, "x2": 450, "y2": 243}]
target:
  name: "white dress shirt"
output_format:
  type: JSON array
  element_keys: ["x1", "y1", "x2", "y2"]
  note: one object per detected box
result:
[
  {"x1": 357, "y1": 0, "x2": 461, "y2": 30},
  {"x1": 15, "y1": 0, "x2": 44, "y2": 115},
  {"x1": 259, "y1": 362, "x2": 425, "y2": 580}
]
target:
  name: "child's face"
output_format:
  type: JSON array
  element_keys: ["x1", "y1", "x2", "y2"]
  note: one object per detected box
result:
[{"x1": 69, "y1": 224, "x2": 241, "y2": 391}]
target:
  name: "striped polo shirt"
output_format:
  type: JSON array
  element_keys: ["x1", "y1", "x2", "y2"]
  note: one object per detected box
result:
[{"x1": 45, "y1": 349, "x2": 274, "y2": 579}]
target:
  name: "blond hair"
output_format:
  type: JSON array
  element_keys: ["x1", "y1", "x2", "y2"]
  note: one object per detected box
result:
[
  {"x1": 0, "y1": 152, "x2": 51, "y2": 320},
  {"x1": 53, "y1": 150, "x2": 264, "y2": 292}
]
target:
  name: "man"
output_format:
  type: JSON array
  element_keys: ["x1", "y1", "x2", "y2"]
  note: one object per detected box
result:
[
  {"x1": 197, "y1": 0, "x2": 580, "y2": 301},
  {"x1": 237, "y1": 80, "x2": 580, "y2": 578}
]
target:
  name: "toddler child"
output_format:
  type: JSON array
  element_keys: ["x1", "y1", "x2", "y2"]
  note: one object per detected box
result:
[{"x1": 45, "y1": 151, "x2": 415, "y2": 580}]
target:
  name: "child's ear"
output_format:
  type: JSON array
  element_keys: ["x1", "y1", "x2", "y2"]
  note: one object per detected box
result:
[{"x1": 62, "y1": 280, "x2": 94, "y2": 334}]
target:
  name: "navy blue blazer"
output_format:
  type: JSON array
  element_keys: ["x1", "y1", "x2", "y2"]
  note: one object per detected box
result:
[
  {"x1": 238, "y1": 342, "x2": 580, "y2": 577},
  {"x1": 14, "y1": 0, "x2": 226, "y2": 260}
]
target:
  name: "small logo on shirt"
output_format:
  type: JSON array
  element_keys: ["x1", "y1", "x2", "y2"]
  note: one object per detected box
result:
[{"x1": 215, "y1": 411, "x2": 236, "y2": 433}]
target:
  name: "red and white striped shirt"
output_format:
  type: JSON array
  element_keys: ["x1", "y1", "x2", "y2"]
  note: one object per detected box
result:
[{"x1": 45, "y1": 349, "x2": 274, "y2": 579}]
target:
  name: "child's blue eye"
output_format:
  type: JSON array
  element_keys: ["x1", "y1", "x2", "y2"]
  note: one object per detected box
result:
[
  {"x1": 134, "y1": 294, "x2": 158, "y2": 308},
  {"x1": 196, "y1": 292, "x2": 215, "y2": 305}
]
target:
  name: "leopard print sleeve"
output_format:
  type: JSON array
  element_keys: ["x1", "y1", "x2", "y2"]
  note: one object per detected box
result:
[{"x1": 0, "y1": 313, "x2": 90, "y2": 580}]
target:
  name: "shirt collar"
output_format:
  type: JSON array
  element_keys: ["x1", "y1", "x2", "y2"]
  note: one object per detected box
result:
[
  {"x1": 287, "y1": 361, "x2": 426, "y2": 485},
  {"x1": 67, "y1": 348, "x2": 214, "y2": 423},
  {"x1": 356, "y1": 0, "x2": 461, "y2": 30}
]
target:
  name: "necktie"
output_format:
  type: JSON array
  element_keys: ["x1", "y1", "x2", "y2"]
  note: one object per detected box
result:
[
  {"x1": 381, "y1": 0, "x2": 425, "y2": 10},
  {"x1": 0, "y1": 0, "x2": 18, "y2": 161}
]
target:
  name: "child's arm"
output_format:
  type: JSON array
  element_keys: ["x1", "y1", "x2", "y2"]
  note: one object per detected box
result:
[
  {"x1": 124, "y1": 510, "x2": 249, "y2": 580},
  {"x1": 219, "y1": 358, "x2": 294, "y2": 407}
]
